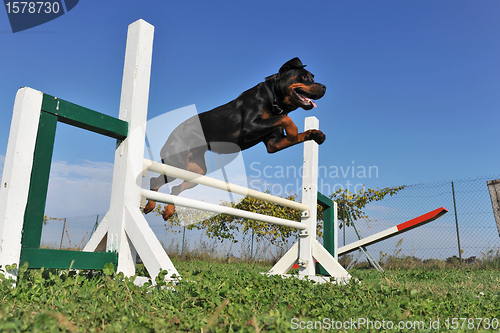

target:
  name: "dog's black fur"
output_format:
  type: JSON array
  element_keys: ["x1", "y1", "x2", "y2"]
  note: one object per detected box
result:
[{"x1": 144, "y1": 57, "x2": 326, "y2": 220}]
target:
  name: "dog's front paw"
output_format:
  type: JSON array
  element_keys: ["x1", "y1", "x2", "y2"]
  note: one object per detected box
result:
[
  {"x1": 308, "y1": 130, "x2": 325, "y2": 145},
  {"x1": 143, "y1": 200, "x2": 156, "y2": 214}
]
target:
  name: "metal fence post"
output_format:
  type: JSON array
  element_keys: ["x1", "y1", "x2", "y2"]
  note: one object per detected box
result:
[
  {"x1": 250, "y1": 231, "x2": 254, "y2": 260},
  {"x1": 181, "y1": 225, "x2": 186, "y2": 255},
  {"x1": 451, "y1": 181, "x2": 462, "y2": 265},
  {"x1": 59, "y1": 218, "x2": 66, "y2": 250},
  {"x1": 343, "y1": 221, "x2": 345, "y2": 246}
]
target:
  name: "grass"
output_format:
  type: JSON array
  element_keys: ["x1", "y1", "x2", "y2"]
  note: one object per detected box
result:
[{"x1": 0, "y1": 256, "x2": 499, "y2": 332}]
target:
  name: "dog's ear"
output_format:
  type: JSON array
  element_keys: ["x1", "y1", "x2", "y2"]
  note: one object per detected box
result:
[{"x1": 279, "y1": 57, "x2": 306, "y2": 75}]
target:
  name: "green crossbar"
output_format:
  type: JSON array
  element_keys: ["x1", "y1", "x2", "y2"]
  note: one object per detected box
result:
[
  {"x1": 21, "y1": 248, "x2": 117, "y2": 270},
  {"x1": 41, "y1": 94, "x2": 128, "y2": 140},
  {"x1": 19, "y1": 93, "x2": 126, "y2": 271}
]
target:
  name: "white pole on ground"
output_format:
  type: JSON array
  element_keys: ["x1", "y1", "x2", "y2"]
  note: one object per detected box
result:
[
  {"x1": 298, "y1": 116, "x2": 319, "y2": 276},
  {"x1": 0, "y1": 88, "x2": 43, "y2": 279}
]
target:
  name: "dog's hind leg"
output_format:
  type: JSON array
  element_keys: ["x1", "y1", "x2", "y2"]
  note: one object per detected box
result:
[
  {"x1": 143, "y1": 173, "x2": 171, "y2": 214},
  {"x1": 161, "y1": 154, "x2": 208, "y2": 221}
]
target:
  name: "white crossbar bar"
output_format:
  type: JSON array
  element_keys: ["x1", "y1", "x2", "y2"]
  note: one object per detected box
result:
[
  {"x1": 143, "y1": 159, "x2": 309, "y2": 212},
  {"x1": 141, "y1": 189, "x2": 307, "y2": 230}
]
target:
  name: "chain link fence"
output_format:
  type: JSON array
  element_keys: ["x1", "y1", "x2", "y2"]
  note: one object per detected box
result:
[
  {"x1": 41, "y1": 175, "x2": 500, "y2": 264},
  {"x1": 340, "y1": 175, "x2": 500, "y2": 262}
]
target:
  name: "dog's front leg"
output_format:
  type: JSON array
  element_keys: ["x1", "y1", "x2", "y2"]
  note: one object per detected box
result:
[{"x1": 263, "y1": 116, "x2": 325, "y2": 153}]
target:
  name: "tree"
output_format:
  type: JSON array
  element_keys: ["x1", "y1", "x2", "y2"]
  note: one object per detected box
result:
[
  {"x1": 154, "y1": 192, "x2": 303, "y2": 249},
  {"x1": 331, "y1": 185, "x2": 406, "y2": 228}
]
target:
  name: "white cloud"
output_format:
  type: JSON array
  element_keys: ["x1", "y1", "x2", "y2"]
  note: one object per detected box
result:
[
  {"x1": 49, "y1": 160, "x2": 113, "y2": 182},
  {"x1": 0, "y1": 155, "x2": 113, "y2": 218},
  {"x1": 44, "y1": 160, "x2": 114, "y2": 218}
]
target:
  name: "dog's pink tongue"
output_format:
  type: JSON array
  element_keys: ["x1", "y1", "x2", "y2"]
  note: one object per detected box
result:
[{"x1": 311, "y1": 100, "x2": 317, "y2": 108}]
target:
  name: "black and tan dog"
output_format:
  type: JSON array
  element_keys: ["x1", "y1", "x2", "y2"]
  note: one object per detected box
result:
[{"x1": 143, "y1": 57, "x2": 326, "y2": 220}]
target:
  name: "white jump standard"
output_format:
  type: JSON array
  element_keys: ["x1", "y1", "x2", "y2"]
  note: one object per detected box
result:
[
  {"x1": 141, "y1": 117, "x2": 351, "y2": 283},
  {"x1": 0, "y1": 20, "x2": 174, "y2": 284},
  {"x1": 82, "y1": 19, "x2": 180, "y2": 285}
]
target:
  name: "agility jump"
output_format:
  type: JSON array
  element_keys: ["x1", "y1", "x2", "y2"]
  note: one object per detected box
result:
[
  {"x1": 139, "y1": 116, "x2": 351, "y2": 283},
  {"x1": 0, "y1": 19, "x2": 351, "y2": 284},
  {"x1": 0, "y1": 20, "x2": 159, "y2": 283}
]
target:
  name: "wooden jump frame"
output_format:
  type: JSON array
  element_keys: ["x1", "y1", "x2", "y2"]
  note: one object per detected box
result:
[
  {"x1": 0, "y1": 19, "x2": 350, "y2": 284},
  {"x1": 140, "y1": 117, "x2": 351, "y2": 284},
  {"x1": 0, "y1": 19, "x2": 160, "y2": 283}
]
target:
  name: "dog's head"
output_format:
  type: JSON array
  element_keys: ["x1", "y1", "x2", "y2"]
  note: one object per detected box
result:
[{"x1": 266, "y1": 57, "x2": 326, "y2": 112}]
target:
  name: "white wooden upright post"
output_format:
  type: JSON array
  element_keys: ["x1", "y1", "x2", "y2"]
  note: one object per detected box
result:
[
  {"x1": 84, "y1": 19, "x2": 179, "y2": 283},
  {"x1": 104, "y1": 19, "x2": 155, "y2": 275},
  {"x1": 268, "y1": 116, "x2": 351, "y2": 283},
  {"x1": 0, "y1": 88, "x2": 43, "y2": 279},
  {"x1": 298, "y1": 117, "x2": 319, "y2": 276}
]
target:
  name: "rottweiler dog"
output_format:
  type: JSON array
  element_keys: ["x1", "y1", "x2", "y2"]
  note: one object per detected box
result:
[{"x1": 143, "y1": 57, "x2": 326, "y2": 220}]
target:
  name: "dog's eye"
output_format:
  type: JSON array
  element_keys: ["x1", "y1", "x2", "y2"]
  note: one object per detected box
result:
[{"x1": 302, "y1": 75, "x2": 308, "y2": 81}]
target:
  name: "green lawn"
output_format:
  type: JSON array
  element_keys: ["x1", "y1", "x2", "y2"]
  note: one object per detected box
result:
[{"x1": 0, "y1": 260, "x2": 499, "y2": 332}]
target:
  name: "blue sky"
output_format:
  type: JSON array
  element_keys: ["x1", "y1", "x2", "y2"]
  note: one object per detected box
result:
[{"x1": 1, "y1": 0, "x2": 499, "y2": 220}]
